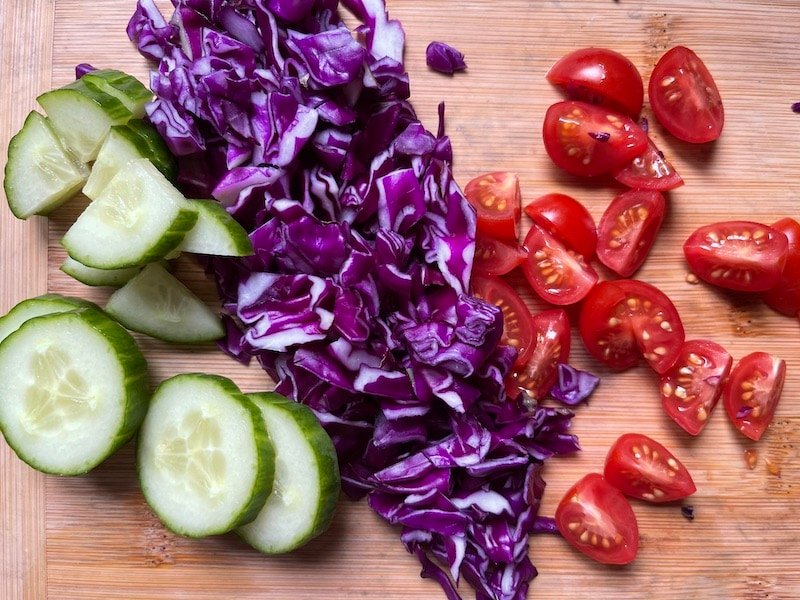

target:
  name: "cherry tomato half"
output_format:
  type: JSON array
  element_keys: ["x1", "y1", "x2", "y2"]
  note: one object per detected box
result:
[
  {"x1": 723, "y1": 352, "x2": 786, "y2": 441},
  {"x1": 464, "y1": 171, "x2": 522, "y2": 242},
  {"x1": 761, "y1": 218, "x2": 800, "y2": 316},
  {"x1": 597, "y1": 189, "x2": 666, "y2": 277},
  {"x1": 555, "y1": 473, "x2": 639, "y2": 565},
  {"x1": 471, "y1": 274, "x2": 535, "y2": 368},
  {"x1": 473, "y1": 236, "x2": 527, "y2": 277},
  {"x1": 523, "y1": 193, "x2": 597, "y2": 258},
  {"x1": 683, "y1": 221, "x2": 789, "y2": 292},
  {"x1": 547, "y1": 47, "x2": 644, "y2": 118},
  {"x1": 522, "y1": 223, "x2": 599, "y2": 305},
  {"x1": 579, "y1": 279, "x2": 685, "y2": 373},
  {"x1": 507, "y1": 309, "x2": 570, "y2": 399},
  {"x1": 660, "y1": 339, "x2": 732, "y2": 436},
  {"x1": 542, "y1": 101, "x2": 649, "y2": 178},
  {"x1": 649, "y1": 46, "x2": 724, "y2": 143},
  {"x1": 604, "y1": 433, "x2": 696, "y2": 503},
  {"x1": 613, "y1": 137, "x2": 684, "y2": 191}
]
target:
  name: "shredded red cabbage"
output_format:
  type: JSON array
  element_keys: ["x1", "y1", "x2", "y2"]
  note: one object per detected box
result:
[
  {"x1": 549, "y1": 363, "x2": 600, "y2": 407},
  {"x1": 426, "y1": 41, "x2": 467, "y2": 75},
  {"x1": 128, "y1": 2, "x2": 581, "y2": 598}
]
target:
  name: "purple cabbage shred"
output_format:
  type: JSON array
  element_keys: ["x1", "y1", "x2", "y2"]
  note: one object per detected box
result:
[
  {"x1": 127, "y1": 1, "x2": 581, "y2": 598},
  {"x1": 792, "y1": 102, "x2": 800, "y2": 114},
  {"x1": 549, "y1": 363, "x2": 600, "y2": 407},
  {"x1": 426, "y1": 41, "x2": 467, "y2": 75}
]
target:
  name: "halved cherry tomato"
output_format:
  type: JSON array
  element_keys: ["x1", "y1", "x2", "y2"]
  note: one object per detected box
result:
[
  {"x1": 546, "y1": 48, "x2": 644, "y2": 118},
  {"x1": 604, "y1": 433, "x2": 696, "y2": 503},
  {"x1": 649, "y1": 46, "x2": 724, "y2": 143},
  {"x1": 507, "y1": 309, "x2": 570, "y2": 399},
  {"x1": 597, "y1": 189, "x2": 666, "y2": 277},
  {"x1": 761, "y1": 217, "x2": 800, "y2": 316},
  {"x1": 522, "y1": 223, "x2": 598, "y2": 305},
  {"x1": 555, "y1": 473, "x2": 639, "y2": 565},
  {"x1": 613, "y1": 137, "x2": 684, "y2": 191},
  {"x1": 683, "y1": 221, "x2": 789, "y2": 292},
  {"x1": 471, "y1": 274, "x2": 535, "y2": 368},
  {"x1": 660, "y1": 339, "x2": 732, "y2": 436},
  {"x1": 523, "y1": 193, "x2": 597, "y2": 258},
  {"x1": 542, "y1": 101, "x2": 649, "y2": 178},
  {"x1": 723, "y1": 352, "x2": 786, "y2": 441},
  {"x1": 464, "y1": 171, "x2": 521, "y2": 242},
  {"x1": 579, "y1": 279, "x2": 685, "y2": 373},
  {"x1": 473, "y1": 236, "x2": 527, "y2": 277}
]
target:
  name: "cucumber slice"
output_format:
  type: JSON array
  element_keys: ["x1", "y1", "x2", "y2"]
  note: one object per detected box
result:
[
  {"x1": 179, "y1": 199, "x2": 254, "y2": 257},
  {"x1": 60, "y1": 257, "x2": 142, "y2": 287},
  {"x1": 237, "y1": 392, "x2": 340, "y2": 554},
  {"x1": 37, "y1": 80, "x2": 133, "y2": 162},
  {"x1": 62, "y1": 158, "x2": 197, "y2": 269},
  {"x1": 0, "y1": 308, "x2": 149, "y2": 475},
  {"x1": 81, "y1": 70, "x2": 152, "y2": 119},
  {"x1": 125, "y1": 120, "x2": 176, "y2": 182},
  {"x1": 83, "y1": 123, "x2": 175, "y2": 200},
  {"x1": 105, "y1": 263, "x2": 224, "y2": 343},
  {"x1": 4, "y1": 111, "x2": 89, "y2": 219},
  {"x1": 0, "y1": 293, "x2": 96, "y2": 344},
  {"x1": 137, "y1": 374, "x2": 275, "y2": 538}
]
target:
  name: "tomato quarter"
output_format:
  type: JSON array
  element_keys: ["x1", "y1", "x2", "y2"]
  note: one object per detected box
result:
[
  {"x1": 613, "y1": 137, "x2": 684, "y2": 191},
  {"x1": 522, "y1": 223, "x2": 599, "y2": 305},
  {"x1": 761, "y1": 217, "x2": 800, "y2": 316},
  {"x1": 464, "y1": 171, "x2": 521, "y2": 242},
  {"x1": 473, "y1": 236, "x2": 527, "y2": 277},
  {"x1": 523, "y1": 193, "x2": 597, "y2": 258},
  {"x1": 604, "y1": 433, "x2": 696, "y2": 503},
  {"x1": 542, "y1": 101, "x2": 649, "y2": 178},
  {"x1": 471, "y1": 274, "x2": 535, "y2": 368},
  {"x1": 660, "y1": 339, "x2": 732, "y2": 436},
  {"x1": 546, "y1": 47, "x2": 644, "y2": 118},
  {"x1": 579, "y1": 279, "x2": 685, "y2": 373},
  {"x1": 507, "y1": 309, "x2": 570, "y2": 400},
  {"x1": 649, "y1": 46, "x2": 724, "y2": 143},
  {"x1": 683, "y1": 221, "x2": 789, "y2": 292},
  {"x1": 723, "y1": 352, "x2": 786, "y2": 441},
  {"x1": 555, "y1": 473, "x2": 639, "y2": 565}
]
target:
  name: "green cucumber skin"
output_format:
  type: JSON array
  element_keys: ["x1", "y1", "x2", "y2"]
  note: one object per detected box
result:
[
  {"x1": 60, "y1": 258, "x2": 141, "y2": 288},
  {"x1": 0, "y1": 308, "x2": 149, "y2": 475},
  {"x1": 243, "y1": 392, "x2": 341, "y2": 552},
  {"x1": 55, "y1": 80, "x2": 133, "y2": 122},
  {"x1": 81, "y1": 70, "x2": 152, "y2": 119},
  {"x1": 181, "y1": 199, "x2": 254, "y2": 257},
  {"x1": 124, "y1": 120, "x2": 177, "y2": 181},
  {"x1": 137, "y1": 374, "x2": 275, "y2": 538},
  {"x1": 0, "y1": 294, "x2": 99, "y2": 344}
]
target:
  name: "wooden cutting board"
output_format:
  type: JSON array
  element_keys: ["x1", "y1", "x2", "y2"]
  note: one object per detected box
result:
[{"x1": 2, "y1": 1, "x2": 800, "y2": 598}]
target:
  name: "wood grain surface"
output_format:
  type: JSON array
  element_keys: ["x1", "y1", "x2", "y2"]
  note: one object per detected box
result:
[{"x1": 2, "y1": 1, "x2": 800, "y2": 598}]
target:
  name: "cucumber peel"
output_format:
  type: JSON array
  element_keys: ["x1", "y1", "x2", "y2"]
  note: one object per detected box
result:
[
  {"x1": 0, "y1": 293, "x2": 97, "y2": 344},
  {"x1": 179, "y1": 199, "x2": 254, "y2": 257}
]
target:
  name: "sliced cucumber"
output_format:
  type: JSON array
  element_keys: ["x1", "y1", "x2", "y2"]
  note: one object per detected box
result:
[
  {"x1": 125, "y1": 119, "x2": 176, "y2": 181},
  {"x1": 62, "y1": 158, "x2": 198, "y2": 269},
  {"x1": 83, "y1": 123, "x2": 175, "y2": 200},
  {"x1": 81, "y1": 70, "x2": 152, "y2": 119},
  {"x1": 179, "y1": 199, "x2": 254, "y2": 257},
  {"x1": 0, "y1": 293, "x2": 96, "y2": 344},
  {"x1": 137, "y1": 374, "x2": 275, "y2": 538},
  {"x1": 4, "y1": 111, "x2": 89, "y2": 219},
  {"x1": 105, "y1": 263, "x2": 224, "y2": 343},
  {"x1": 0, "y1": 308, "x2": 149, "y2": 475},
  {"x1": 236, "y1": 392, "x2": 340, "y2": 554},
  {"x1": 60, "y1": 257, "x2": 142, "y2": 288},
  {"x1": 37, "y1": 79, "x2": 133, "y2": 162}
]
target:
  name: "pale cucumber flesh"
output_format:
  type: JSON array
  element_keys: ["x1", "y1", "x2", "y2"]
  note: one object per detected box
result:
[
  {"x1": 60, "y1": 257, "x2": 142, "y2": 288},
  {"x1": 179, "y1": 199, "x2": 254, "y2": 257},
  {"x1": 0, "y1": 294, "x2": 96, "y2": 344}
]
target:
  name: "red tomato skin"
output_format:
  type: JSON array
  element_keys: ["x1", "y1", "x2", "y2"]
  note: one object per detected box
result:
[
  {"x1": 555, "y1": 473, "x2": 639, "y2": 565},
  {"x1": 507, "y1": 309, "x2": 571, "y2": 399},
  {"x1": 649, "y1": 46, "x2": 724, "y2": 143},
  {"x1": 523, "y1": 193, "x2": 597, "y2": 258},
  {"x1": 660, "y1": 339, "x2": 732, "y2": 436},
  {"x1": 597, "y1": 189, "x2": 666, "y2": 277},
  {"x1": 464, "y1": 172, "x2": 522, "y2": 242},
  {"x1": 723, "y1": 352, "x2": 786, "y2": 441},
  {"x1": 579, "y1": 279, "x2": 685, "y2": 373},
  {"x1": 613, "y1": 137, "x2": 684, "y2": 191},
  {"x1": 471, "y1": 274, "x2": 536, "y2": 368},
  {"x1": 604, "y1": 433, "x2": 696, "y2": 503},
  {"x1": 683, "y1": 221, "x2": 789, "y2": 292},
  {"x1": 522, "y1": 223, "x2": 599, "y2": 305},
  {"x1": 473, "y1": 236, "x2": 527, "y2": 277},
  {"x1": 542, "y1": 101, "x2": 649, "y2": 178},
  {"x1": 547, "y1": 47, "x2": 644, "y2": 118},
  {"x1": 761, "y1": 218, "x2": 800, "y2": 316}
]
